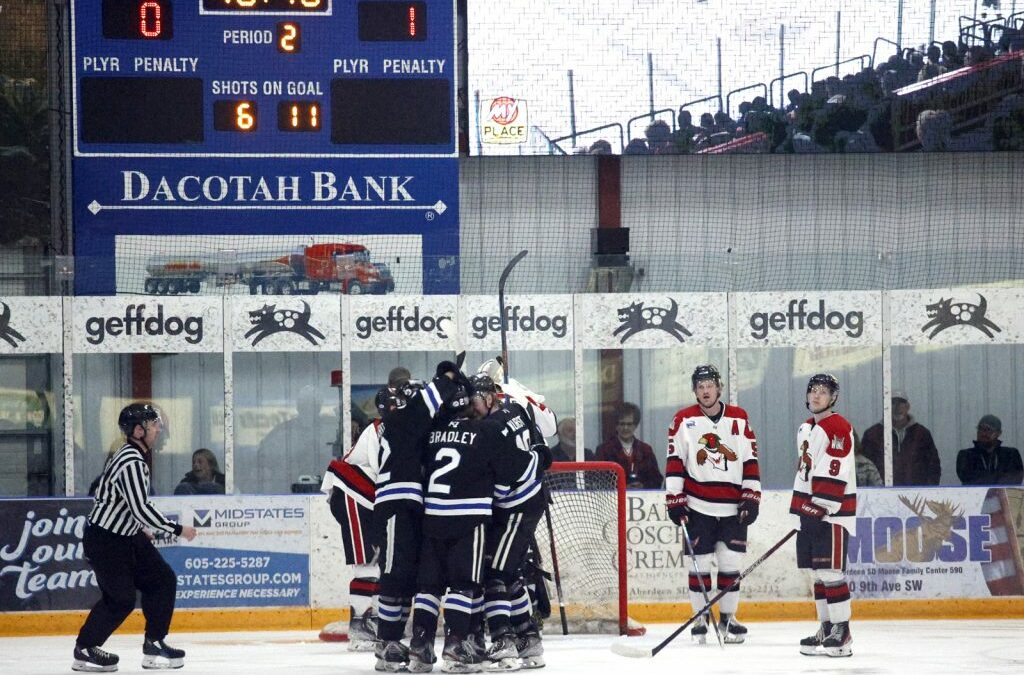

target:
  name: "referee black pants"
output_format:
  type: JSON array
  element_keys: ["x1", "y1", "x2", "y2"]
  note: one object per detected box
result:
[{"x1": 77, "y1": 525, "x2": 178, "y2": 648}]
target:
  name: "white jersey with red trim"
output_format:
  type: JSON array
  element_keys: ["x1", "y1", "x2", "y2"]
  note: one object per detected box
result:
[
  {"x1": 666, "y1": 403, "x2": 761, "y2": 518},
  {"x1": 320, "y1": 419, "x2": 381, "y2": 509},
  {"x1": 499, "y1": 378, "x2": 557, "y2": 439},
  {"x1": 790, "y1": 412, "x2": 857, "y2": 533}
]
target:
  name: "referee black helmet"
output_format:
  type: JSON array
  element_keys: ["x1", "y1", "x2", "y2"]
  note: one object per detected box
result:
[{"x1": 118, "y1": 403, "x2": 160, "y2": 436}]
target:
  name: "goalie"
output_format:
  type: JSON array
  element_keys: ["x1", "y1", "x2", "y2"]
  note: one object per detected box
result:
[{"x1": 665, "y1": 365, "x2": 761, "y2": 644}]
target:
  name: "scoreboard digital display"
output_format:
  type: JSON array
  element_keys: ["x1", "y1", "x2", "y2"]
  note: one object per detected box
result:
[
  {"x1": 71, "y1": 0, "x2": 459, "y2": 298},
  {"x1": 73, "y1": 0, "x2": 455, "y2": 155}
]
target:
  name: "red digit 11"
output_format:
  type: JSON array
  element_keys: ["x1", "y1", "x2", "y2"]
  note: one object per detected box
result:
[{"x1": 139, "y1": 1, "x2": 162, "y2": 39}]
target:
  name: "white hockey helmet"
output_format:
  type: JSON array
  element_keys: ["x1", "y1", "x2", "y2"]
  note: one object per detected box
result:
[{"x1": 477, "y1": 357, "x2": 505, "y2": 385}]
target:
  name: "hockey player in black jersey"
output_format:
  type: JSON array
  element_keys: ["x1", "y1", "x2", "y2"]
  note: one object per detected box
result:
[
  {"x1": 407, "y1": 376, "x2": 550, "y2": 674},
  {"x1": 374, "y1": 361, "x2": 470, "y2": 672},
  {"x1": 471, "y1": 374, "x2": 554, "y2": 671}
]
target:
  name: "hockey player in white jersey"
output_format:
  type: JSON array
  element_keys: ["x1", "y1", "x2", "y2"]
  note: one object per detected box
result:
[
  {"x1": 792, "y1": 373, "x2": 857, "y2": 658},
  {"x1": 319, "y1": 387, "x2": 393, "y2": 648},
  {"x1": 665, "y1": 365, "x2": 761, "y2": 644}
]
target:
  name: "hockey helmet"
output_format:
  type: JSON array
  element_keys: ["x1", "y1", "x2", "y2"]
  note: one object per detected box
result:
[
  {"x1": 469, "y1": 373, "x2": 498, "y2": 398},
  {"x1": 375, "y1": 386, "x2": 406, "y2": 417},
  {"x1": 691, "y1": 364, "x2": 722, "y2": 389},
  {"x1": 806, "y1": 373, "x2": 840, "y2": 409},
  {"x1": 477, "y1": 357, "x2": 505, "y2": 385},
  {"x1": 118, "y1": 402, "x2": 160, "y2": 436}
]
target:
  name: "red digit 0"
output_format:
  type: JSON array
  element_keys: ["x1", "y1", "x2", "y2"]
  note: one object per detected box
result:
[{"x1": 139, "y1": 1, "x2": 162, "y2": 39}]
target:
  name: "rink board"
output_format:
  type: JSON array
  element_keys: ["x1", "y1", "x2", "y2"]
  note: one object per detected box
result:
[{"x1": 1, "y1": 487, "x2": 1022, "y2": 635}]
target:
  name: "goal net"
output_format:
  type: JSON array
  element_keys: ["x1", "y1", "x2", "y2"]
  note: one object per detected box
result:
[{"x1": 535, "y1": 461, "x2": 644, "y2": 636}]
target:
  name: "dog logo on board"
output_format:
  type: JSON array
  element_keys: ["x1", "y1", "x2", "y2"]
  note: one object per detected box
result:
[
  {"x1": 613, "y1": 298, "x2": 692, "y2": 343},
  {"x1": 0, "y1": 302, "x2": 26, "y2": 348},
  {"x1": 921, "y1": 294, "x2": 1001, "y2": 339},
  {"x1": 246, "y1": 301, "x2": 325, "y2": 346}
]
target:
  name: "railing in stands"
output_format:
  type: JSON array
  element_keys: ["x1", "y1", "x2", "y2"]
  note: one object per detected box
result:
[
  {"x1": 811, "y1": 55, "x2": 871, "y2": 86},
  {"x1": 872, "y1": 37, "x2": 900, "y2": 69},
  {"x1": 679, "y1": 94, "x2": 723, "y2": 118},
  {"x1": 769, "y1": 71, "x2": 808, "y2": 109},
  {"x1": 726, "y1": 82, "x2": 768, "y2": 117},
  {"x1": 549, "y1": 122, "x2": 625, "y2": 155},
  {"x1": 626, "y1": 107, "x2": 676, "y2": 141}
]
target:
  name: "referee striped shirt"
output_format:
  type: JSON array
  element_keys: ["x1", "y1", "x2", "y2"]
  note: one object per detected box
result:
[{"x1": 88, "y1": 442, "x2": 183, "y2": 537}]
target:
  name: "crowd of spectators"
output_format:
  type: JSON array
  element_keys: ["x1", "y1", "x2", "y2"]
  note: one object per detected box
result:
[{"x1": 581, "y1": 22, "x2": 1024, "y2": 156}]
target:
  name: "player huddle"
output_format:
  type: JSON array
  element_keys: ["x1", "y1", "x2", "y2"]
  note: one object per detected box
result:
[
  {"x1": 322, "y1": 361, "x2": 858, "y2": 670},
  {"x1": 322, "y1": 357, "x2": 556, "y2": 672}
]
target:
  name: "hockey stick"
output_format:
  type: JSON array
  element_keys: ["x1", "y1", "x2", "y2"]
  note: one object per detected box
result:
[
  {"x1": 497, "y1": 250, "x2": 528, "y2": 384},
  {"x1": 680, "y1": 520, "x2": 725, "y2": 649},
  {"x1": 542, "y1": 488, "x2": 570, "y2": 635},
  {"x1": 611, "y1": 529, "x2": 797, "y2": 658}
]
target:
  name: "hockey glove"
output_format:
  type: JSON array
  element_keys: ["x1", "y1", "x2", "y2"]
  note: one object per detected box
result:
[
  {"x1": 666, "y1": 493, "x2": 689, "y2": 526},
  {"x1": 435, "y1": 360, "x2": 462, "y2": 380},
  {"x1": 738, "y1": 489, "x2": 760, "y2": 525},
  {"x1": 532, "y1": 443, "x2": 553, "y2": 471},
  {"x1": 798, "y1": 501, "x2": 828, "y2": 520}
]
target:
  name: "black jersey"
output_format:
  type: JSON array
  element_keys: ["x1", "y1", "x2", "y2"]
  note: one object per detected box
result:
[
  {"x1": 489, "y1": 400, "x2": 545, "y2": 510},
  {"x1": 375, "y1": 375, "x2": 461, "y2": 514},
  {"x1": 422, "y1": 415, "x2": 541, "y2": 537}
]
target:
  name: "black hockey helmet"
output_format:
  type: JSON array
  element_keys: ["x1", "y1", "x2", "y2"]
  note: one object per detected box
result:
[
  {"x1": 469, "y1": 373, "x2": 498, "y2": 398},
  {"x1": 375, "y1": 386, "x2": 406, "y2": 417},
  {"x1": 118, "y1": 402, "x2": 160, "y2": 436},
  {"x1": 691, "y1": 364, "x2": 722, "y2": 389},
  {"x1": 444, "y1": 384, "x2": 472, "y2": 414},
  {"x1": 806, "y1": 373, "x2": 840, "y2": 409}
]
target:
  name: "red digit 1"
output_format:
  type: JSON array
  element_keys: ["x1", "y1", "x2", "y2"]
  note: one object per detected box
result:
[
  {"x1": 408, "y1": 5, "x2": 417, "y2": 38},
  {"x1": 139, "y1": 1, "x2": 162, "y2": 39}
]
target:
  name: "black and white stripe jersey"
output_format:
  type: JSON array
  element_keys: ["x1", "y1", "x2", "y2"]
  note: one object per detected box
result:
[
  {"x1": 88, "y1": 442, "x2": 182, "y2": 537},
  {"x1": 422, "y1": 415, "x2": 540, "y2": 537},
  {"x1": 490, "y1": 401, "x2": 545, "y2": 510},
  {"x1": 375, "y1": 375, "x2": 461, "y2": 514}
]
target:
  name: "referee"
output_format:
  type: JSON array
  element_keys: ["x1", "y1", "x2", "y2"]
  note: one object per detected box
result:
[{"x1": 73, "y1": 403, "x2": 198, "y2": 672}]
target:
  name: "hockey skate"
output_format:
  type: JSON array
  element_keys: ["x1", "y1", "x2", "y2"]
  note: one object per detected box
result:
[
  {"x1": 408, "y1": 636, "x2": 437, "y2": 673},
  {"x1": 718, "y1": 614, "x2": 748, "y2": 644},
  {"x1": 376, "y1": 640, "x2": 411, "y2": 672},
  {"x1": 441, "y1": 635, "x2": 482, "y2": 673},
  {"x1": 690, "y1": 616, "x2": 708, "y2": 644},
  {"x1": 821, "y1": 621, "x2": 852, "y2": 657},
  {"x1": 484, "y1": 633, "x2": 520, "y2": 672},
  {"x1": 319, "y1": 608, "x2": 379, "y2": 650},
  {"x1": 799, "y1": 621, "x2": 832, "y2": 656},
  {"x1": 141, "y1": 638, "x2": 184, "y2": 670},
  {"x1": 72, "y1": 644, "x2": 119, "y2": 672},
  {"x1": 514, "y1": 631, "x2": 544, "y2": 670}
]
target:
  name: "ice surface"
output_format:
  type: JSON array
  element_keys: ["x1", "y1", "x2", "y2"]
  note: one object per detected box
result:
[{"x1": 3, "y1": 620, "x2": 1023, "y2": 674}]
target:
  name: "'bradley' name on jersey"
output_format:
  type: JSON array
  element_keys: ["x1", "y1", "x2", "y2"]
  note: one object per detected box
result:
[{"x1": 429, "y1": 430, "x2": 477, "y2": 446}]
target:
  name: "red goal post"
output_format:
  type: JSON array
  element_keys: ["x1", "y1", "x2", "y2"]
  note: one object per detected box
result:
[{"x1": 537, "y1": 461, "x2": 645, "y2": 636}]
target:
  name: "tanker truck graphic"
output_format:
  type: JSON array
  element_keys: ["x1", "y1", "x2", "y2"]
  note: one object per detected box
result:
[{"x1": 143, "y1": 242, "x2": 395, "y2": 295}]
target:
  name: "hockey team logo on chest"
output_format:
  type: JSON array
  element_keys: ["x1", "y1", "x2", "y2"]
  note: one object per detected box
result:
[{"x1": 696, "y1": 432, "x2": 738, "y2": 471}]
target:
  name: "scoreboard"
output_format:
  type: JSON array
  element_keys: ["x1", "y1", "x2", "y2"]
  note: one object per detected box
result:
[{"x1": 71, "y1": 0, "x2": 458, "y2": 295}]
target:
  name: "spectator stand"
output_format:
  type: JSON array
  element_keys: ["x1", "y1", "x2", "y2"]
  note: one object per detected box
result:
[
  {"x1": 626, "y1": 108, "x2": 676, "y2": 147},
  {"x1": 550, "y1": 122, "x2": 625, "y2": 156},
  {"x1": 769, "y1": 70, "x2": 808, "y2": 110}
]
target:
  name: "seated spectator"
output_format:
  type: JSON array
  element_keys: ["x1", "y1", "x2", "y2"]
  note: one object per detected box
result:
[
  {"x1": 550, "y1": 417, "x2": 594, "y2": 463},
  {"x1": 956, "y1": 415, "x2": 1024, "y2": 485},
  {"x1": 673, "y1": 109, "x2": 698, "y2": 153},
  {"x1": 916, "y1": 109, "x2": 953, "y2": 151},
  {"x1": 862, "y1": 394, "x2": 941, "y2": 486},
  {"x1": 623, "y1": 138, "x2": 649, "y2": 154},
  {"x1": 588, "y1": 138, "x2": 613, "y2": 155},
  {"x1": 713, "y1": 110, "x2": 736, "y2": 134},
  {"x1": 698, "y1": 112, "x2": 717, "y2": 135},
  {"x1": 645, "y1": 119, "x2": 675, "y2": 154},
  {"x1": 965, "y1": 45, "x2": 994, "y2": 67},
  {"x1": 941, "y1": 41, "x2": 964, "y2": 69},
  {"x1": 854, "y1": 430, "x2": 883, "y2": 486},
  {"x1": 174, "y1": 448, "x2": 226, "y2": 495},
  {"x1": 594, "y1": 402, "x2": 662, "y2": 488},
  {"x1": 785, "y1": 88, "x2": 802, "y2": 113}
]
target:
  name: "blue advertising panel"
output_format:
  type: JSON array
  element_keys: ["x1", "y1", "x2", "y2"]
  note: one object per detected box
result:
[{"x1": 71, "y1": 0, "x2": 458, "y2": 295}]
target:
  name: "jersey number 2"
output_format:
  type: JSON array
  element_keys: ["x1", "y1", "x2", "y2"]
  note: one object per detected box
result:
[{"x1": 428, "y1": 448, "x2": 461, "y2": 495}]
